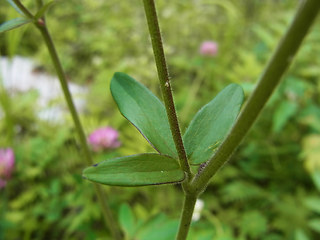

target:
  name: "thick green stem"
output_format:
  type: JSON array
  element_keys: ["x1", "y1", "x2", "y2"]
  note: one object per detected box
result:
[
  {"x1": 191, "y1": 0, "x2": 320, "y2": 194},
  {"x1": 176, "y1": 194, "x2": 197, "y2": 240},
  {"x1": 11, "y1": 1, "x2": 122, "y2": 238},
  {"x1": 141, "y1": 0, "x2": 192, "y2": 180}
]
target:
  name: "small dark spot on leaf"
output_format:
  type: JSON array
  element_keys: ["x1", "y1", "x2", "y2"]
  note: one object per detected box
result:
[{"x1": 93, "y1": 163, "x2": 99, "y2": 167}]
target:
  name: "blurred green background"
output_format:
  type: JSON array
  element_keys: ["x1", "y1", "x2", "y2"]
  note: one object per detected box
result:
[{"x1": 1, "y1": 0, "x2": 320, "y2": 239}]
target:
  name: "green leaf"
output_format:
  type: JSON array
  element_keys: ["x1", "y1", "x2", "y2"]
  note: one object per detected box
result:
[
  {"x1": 34, "y1": 1, "x2": 55, "y2": 19},
  {"x1": 0, "y1": 18, "x2": 32, "y2": 34},
  {"x1": 304, "y1": 196, "x2": 320, "y2": 214},
  {"x1": 183, "y1": 84, "x2": 244, "y2": 164},
  {"x1": 6, "y1": 0, "x2": 24, "y2": 15},
  {"x1": 311, "y1": 171, "x2": 320, "y2": 192},
  {"x1": 136, "y1": 214, "x2": 179, "y2": 240},
  {"x1": 272, "y1": 100, "x2": 298, "y2": 133},
  {"x1": 83, "y1": 153, "x2": 184, "y2": 186},
  {"x1": 240, "y1": 211, "x2": 267, "y2": 238},
  {"x1": 110, "y1": 72, "x2": 177, "y2": 158},
  {"x1": 308, "y1": 218, "x2": 320, "y2": 233},
  {"x1": 295, "y1": 229, "x2": 310, "y2": 240},
  {"x1": 119, "y1": 204, "x2": 136, "y2": 238}
]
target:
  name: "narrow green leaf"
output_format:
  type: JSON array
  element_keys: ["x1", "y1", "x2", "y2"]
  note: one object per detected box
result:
[
  {"x1": 139, "y1": 219, "x2": 178, "y2": 240},
  {"x1": 0, "y1": 18, "x2": 32, "y2": 34},
  {"x1": 34, "y1": 1, "x2": 55, "y2": 19},
  {"x1": 272, "y1": 100, "x2": 297, "y2": 133},
  {"x1": 295, "y1": 229, "x2": 310, "y2": 240},
  {"x1": 311, "y1": 171, "x2": 320, "y2": 192},
  {"x1": 183, "y1": 84, "x2": 244, "y2": 164},
  {"x1": 110, "y1": 72, "x2": 177, "y2": 158},
  {"x1": 304, "y1": 196, "x2": 320, "y2": 214},
  {"x1": 136, "y1": 214, "x2": 179, "y2": 240},
  {"x1": 119, "y1": 204, "x2": 136, "y2": 238},
  {"x1": 83, "y1": 153, "x2": 184, "y2": 186},
  {"x1": 6, "y1": 0, "x2": 24, "y2": 15},
  {"x1": 308, "y1": 218, "x2": 320, "y2": 233}
]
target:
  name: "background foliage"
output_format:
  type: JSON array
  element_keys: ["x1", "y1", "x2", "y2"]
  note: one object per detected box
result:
[{"x1": 1, "y1": 0, "x2": 320, "y2": 239}]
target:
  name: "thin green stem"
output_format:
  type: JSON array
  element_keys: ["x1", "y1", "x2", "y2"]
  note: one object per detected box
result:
[
  {"x1": 190, "y1": 0, "x2": 320, "y2": 194},
  {"x1": 37, "y1": 25, "x2": 93, "y2": 165},
  {"x1": 141, "y1": 1, "x2": 197, "y2": 239},
  {"x1": 36, "y1": 0, "x2": 43, "y2": 9},
  {"x1": 36, "y1": 23, "x2": 122, "y2": 240},
  {"x1": 93, "y1": 184, "x2": 122, "y2": 240},
  {"x1": 141, "y1": 0, "x2": 192, "y2": 181},
  {"x1": 176, "y1": 194, "x2": 197, "y2": 240},
  {"x1": 0, "y1": 84, "x2": 14, "y2": 143},
  {"x1": 12, "y1": 0, "x2": 34, "y2": 19},
  {"x1": 11, "y1": 1, "x2": 122, "y2": 238}
]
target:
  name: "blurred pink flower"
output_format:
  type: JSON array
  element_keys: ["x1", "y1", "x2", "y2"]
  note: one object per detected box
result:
[
  {"x1": 200, "y1": 41, "x2": 218, "y2": 56},
  {"x1": 0, "y1": 148, "x2": 15, "y2": 189},
  {"x1": 88, "y1": 127, "x2": 121, "y2": 152}
]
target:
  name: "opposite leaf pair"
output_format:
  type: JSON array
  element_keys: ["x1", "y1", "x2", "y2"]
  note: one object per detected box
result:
[
  {"x1": 0, "y1": 0, "x2": 56, "y2": 34},
  {"x1": 83, "y1": 72, "x2": 244, "y2": 186}
]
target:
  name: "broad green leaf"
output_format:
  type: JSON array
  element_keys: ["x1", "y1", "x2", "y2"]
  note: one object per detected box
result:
[
  {"x1": 119, "y1": 204, "x2": 136, "y2": 238},
  {"x1": 183, "y1": 84, "x2": 244, "y2": 164},
  {"x1": 6, "y1": 0, "x2": 24, "y2": 15},
  {"x1": 34, "y1": 1, "x2": 56, "y2": 19},
  {"x1": 110, "y1": 72, "x2": 177, "y2": 158},
  {"x1": 83, "y1": 153, "x2": 184, "y2": 186},
  {"x1": 0, "y1": 18, "x2": 32, "y2": 34}
]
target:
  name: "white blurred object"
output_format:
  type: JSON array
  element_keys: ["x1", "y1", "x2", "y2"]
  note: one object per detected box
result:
[
  {"x1": 192, "y1": 199, "x2": 204, "y2": 221},
  {"x1": 0, "y1": 56, "x2": 87, "y2": 123}
]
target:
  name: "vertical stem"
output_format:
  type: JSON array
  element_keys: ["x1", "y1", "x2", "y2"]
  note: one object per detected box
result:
[
  {"x1": 12, "y1": 0, "x2": 34, "y2": 19},
  {"x1": 176, "y1": 195, "x2": 197, "y2": 240},
  {"x1": 190, "y1": 0, "x2": 320, "y2": 194},
  {"x1": 37, "y1": 25, "x2": 93, "y2": 165},
  {"x1": 141, "y1": 0, "x2": 192, "y2": 180},
  {"x1": 36, "y1": 0, "x2": 43, "y2": 9},
  {"x1": 93, "y1": 185, "x2": 122, "y2": 240},
  {"x1": 10, "y1": 1, "x2": 122, "y2": 237},
  {"x1": 0, "y1": 85, "x2": 14, "y2": 143},
  {"x1": 36, "y1": 24, "x2": 122, "y2": 240},
  {"x1": 142, "y1": 1, "x2": 197, "y2": 239}
]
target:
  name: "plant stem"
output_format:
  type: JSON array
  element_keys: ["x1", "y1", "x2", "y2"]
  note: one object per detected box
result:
[
  {"x1": 190, "y1": 0, "x2": 320, "y2": 194},
  {"x1": 0, "y1": 85, "x2": 14, "y2": 143},
  {"x1": 36, "y1": 23, "x2": 122, "y2": 240},
  {"x1": 36, "y1": 0, "x2": 43, "y2": 10},
  {"x1": 12, "y1": 0, "x2": 34, "y2": 19},
  {"x1": 142, "y1": 1, "x2": 197, "y2": 239},
  {"x1": 141, "y1": 0, "x2": 192, "y2": 180},
  {"x1": 176, "y1": 194, "x2": 197, "y2": 240},
  {"x1": 11, "y1": 1, "x2": 122, "y2": 238},
  {"x1": 36, "y1": 26, "x2": 93, "y2": 165}
]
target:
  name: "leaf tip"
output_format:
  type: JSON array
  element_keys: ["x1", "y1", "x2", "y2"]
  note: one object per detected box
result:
[{"x1": 113, "y1": 71, "x2": 126, "y2": 80}]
